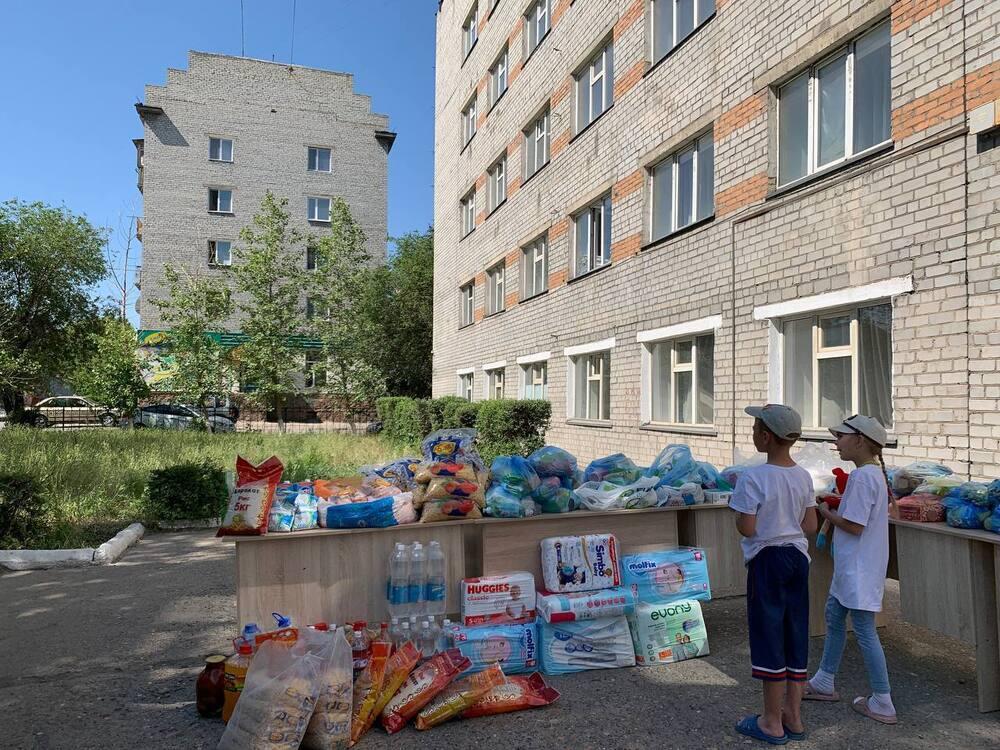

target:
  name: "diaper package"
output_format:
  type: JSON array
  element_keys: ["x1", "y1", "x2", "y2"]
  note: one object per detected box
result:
[
  {"x1": 536, "y1": 586, "x2": 635, "y2": 623},
  {"x1": 627, "y1": 599, "x2": 710, "y2": 666},
  {"x1": 620, "y1": 547, "x2": 711, "y2": 605},
  {"x1": 540, "y1": 534, "x2": 621, "y2": 593},
  {"x1": 451, "y1": 622, "x2": 538, "y2": 676},
  {"x1": 461, "y1": 572, "x2": 537, "y2": 626},
  {"x1": 538, "y1": 616, "x2": 636, "y2": 675}
]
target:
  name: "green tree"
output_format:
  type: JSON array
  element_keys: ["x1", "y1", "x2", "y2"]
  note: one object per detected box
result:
[
  {"x1": 152, "y1": 266, "x2": 235, "y2": 429},
  {"x1": 0, "y1": 200, "x2": 107, "y2": 416},
  {"x1": 72, "y1": 316, "x2": 149, "y2": 417},
  {"x1": 232, "y1": 192, "x2": 305, "y2": 431}
]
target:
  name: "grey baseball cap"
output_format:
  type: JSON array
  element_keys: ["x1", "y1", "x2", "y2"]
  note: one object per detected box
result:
[
  {"x1": 829, "y1": 414, "x2": 888, "y2": 447},
  {"x1": 745, "y1": 404, "x2": 802, "y2": 439}
]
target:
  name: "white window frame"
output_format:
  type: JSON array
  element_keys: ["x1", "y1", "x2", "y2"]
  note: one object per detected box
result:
[
  {"x1": 487, "y1": 157, "x2": 507, "y2": 214},
  {"x1": 639, "y1": 316, "x2": 720, "y2": 426},
  {"x1": 489, "y1": 47, "x2": 509, "y2": 108},
  {"x1": 208, "y1": 239, "x2": 232, "y2": 267},
  {"x1": 486, "y1": 262, "x2": 505, "y2": 315},
  {"x1": 209, "y1": 137, "x2": 233, "y2": 162},
  {"x1": 573, "y1": 194, "x2": 612, "y2": 277},
  {"x1": 459, "y1": 282, "x2": 475, "y2": 327},
  {"x1": 564, "y1": 338, "x2": 614, "y2": 422},
  {"x1": 307, "y1": 196, "x2": 331, "y2": 223},
  {"x1": 575, "y1": 42, "x2": 614, "y2": 132},
  {"x1": 651, "y1": 0, "x2": 715, "y2": 63},
  {"x1": 307, "y1": 146, "x2": 332, "y2": 172},
  {"x1": 517, "y1": 352, "x2": 550, "y2": 400},
  {"x1": 649, "y1": 132, "x2": 714, "y2": 242},
  {"x1": 304, "y1": 350, "x2": 327, "y2": 389},
  {"x1": 457, "y1": 368, "x2": 475, "y2": 401},
  {"x1": 524, "y1": 109, "x2": 550, "y2": 179},
  {"x1": 777, "y1": 20, "x2": 892, "y2": 186},
  {"x1": 483, "y1": 361, "x2": 507, "y2": 400},
  {"x1": 462, "y1": 96, "x2": 478, "y2": 147},
  {"x1": 524, "y1": 0, "x2": 551, "y2": 58},
  {"x1": 520, "y1": 234, "x2": 548, "y2": 300},
  {"x1": 461, "y1": 190, "x2": 477, "y2": 237},
  {"x1": 208, "y1": 188, "x2": 233, "y2": 214},
  {"x1": 306, "y1": 297, "x2": 331, "y2": 322},
  {"x1": 462, "y1": 4, "x2": 479, "y2": 59}
]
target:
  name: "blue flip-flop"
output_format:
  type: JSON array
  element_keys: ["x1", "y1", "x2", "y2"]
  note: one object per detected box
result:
[
  {"x1": 735, "y1": 715, "x2": 788, "y2": 745},
  {"x1": 783, "y1": 724, "x2": 807, "y2": 741}
]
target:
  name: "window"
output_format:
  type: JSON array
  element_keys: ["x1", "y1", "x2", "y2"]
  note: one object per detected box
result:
[
  {"x1": 651, "y1": 0, "x2": 715, "y2": 63},
  {"x1": 458, "y1": 372, "x2": 475, "y2": 401},
  {"x1": 304, "y1": 350, "x2": 327, "y2": 389},
  {"x1": 460, "y1": 282, "x2": 475, "y2": 327},
  {"x1": 486, "y1": 262, "x2": 505, "y2": 315},
  {"x1": 576, "y1": 42, "x2": 614, "y2": 132},
  {"x1": 308, "y1": 147, "x2": 332, "y2": 172},
  {"x1": 521, "y1": 362, "x2": 548, "y2": 399},
  {"x1": 650, "y1": 133, "x2": 714, "y2": 242},
  {"x1": 461, "y1": 190, "x2": 477, "y2": 237},
  {"x1": 208, "y1": 240, "x2": 232, "y2": 266},
  {"x1": 462, "y1": 96, "x2": 478, "y2": 146},
  {"x1": 649, "y1": 334, "x2": 715, "y2": 425},
  {"x1": 524, "y1": 0, "x2": 551, "y2": 57},
  {"x1": 573, "y1": 194, "x2": 612, "y2": 277},
  {"x1": 777, "y1": 21, "x2": 891, "y2": 186},
  {"x1": 306, "y1": 243, "x2": 319, "y2": 271},
  {"x1": 571, "y1": 351, "x2": 611, "y2": 420},
  {"x1": 308, "y1": 197, "x2": 331, "y2": 222},
  {"x1": 209, "y1": 137, "x2": 233, "y2": 162},
  {"x1": 524, "y1": 109, "x2": 550, "y2": 179},
  {"x1": 520, "y1": 235, "x2": 548, "y2": 299},
  {"x1": 208, "y1": 189, "x2": 233, "y2": 213},
  {"x1": 462, "y1": 4, "x2": 479, "y2": 58},
  {"x1": 488, "y1": 47, "x2": 509, "y2": 108},
  {"x1": 306, "y1": 298, "x2": 330, "y2": 322},
  {"x1": 487, "y1": 156, "x2": 506, "y2": 213},
  {"x1": 782, "y1": 302, "x2": 892, "y2": 430},
  {"x1": 487, "y1": 367, "x2": 505, "y2": 399}
]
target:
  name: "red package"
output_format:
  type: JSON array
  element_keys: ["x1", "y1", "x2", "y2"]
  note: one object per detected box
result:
[
  {"x1": 415, "y1": 664, "x2": 505, "y2": 730},
  {"x1": 372, "y1": 642, "x2": 422, "y2": 719},
  {"x1": 897, "y1": 493, "x2": 945, "y2": 523},
  {"x1": 379, "y1": 648, "x2": 470, "y2": 734},
  {"x1": 461, "y1": 672, "x2": 560, "y2": 719},
  {"x1": 350, "y1": 641, "x2": 391, "y2": 745},
  {"x1": 217, "y1": 456, "x2": 284, "y2": 536}
]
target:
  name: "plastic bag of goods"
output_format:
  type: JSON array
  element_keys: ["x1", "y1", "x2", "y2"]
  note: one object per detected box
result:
[
  {"x1": 538, "y1": 616, "x2": 636, "y2": 675},
  {"x1": 891, "y1": 461, "x2": 953, "y2": 498},
  {"x1": 621, "y1": 547, "x2": 711, "y2": 604},
  {"x1": 414, "y1": 461, "x2": 477, "y2": 483},
  {"x1": 692, "y1": 462, "x2": 732, "y2": 491},
  {"x1": 945, "y1": 482, "x2": 991, "y2": 508},
  {"x1": 461, "y1": 672, "x2": 560, "y2": 719},
  {"x1": 484, "y1": 485, "x2": 540, "y2": 518},
  {"x1": 319, "y1": 493, "x2": 416, "y2": 529},
  {"x1": 627, "y1": 599, "x2": 710, "y2": 666},
  {"x1": 583, "y1": 453, "x2": 643, "y2": 485},
  {"x1": 217, "y1": 638, "x2": 321, "y2": 750},
  {"x1": 461, "y1": 572, "x2": 536, "y2": 626},
  {"x1": 360, "y1": 457, "x2": 422, "y2": 492},
  {"x1": 421, "y1": 429, "x2": 486, "y2": 472},
  {"x1": 896, "y1": 494, "x2": 946, "y2": 523},
  {"x1": 644, "y1": 444, "x2": 698, "y2": 487},
  {"x1": 791, "y1": 442, "x2": 853, "y2": 494},
  {"x1": 572, "y1": 476, "x2": 659, "y2": 511},
  {"x1": 984, "y1": 505, "x2": 1000, "y2": 534},
  {"x1": 415, "y1": 664, "x2": 506, "y2": 730},
  {"x1": 451, "y1": 621, "x2": 538, "y2": 675},
  {"x1": 536, "y1": 586, "x2": 635, "y2": 623},
  {"x1": 989, "y1": 479, "x2": 1000, "y2": 509},
  {"x1": 943, "y1": 495, "x2": 988, "y2": 530},
  {"x1": 913, "y1": 475, "x2": 963, "y2": 497},
  {"x1": 380, "y1": 648, "x2": 471, "y2": 734},
  {"x1": 371, "y1": 642, "x2": 422, "y2": 720},
  {"x1": 420, "y1": 497, "x2": 483, "y2": 522},
  {"x1": 532, "y1": 477, "x2": 577, "y2": 513},
  {"x1": 720, "y1": 449, "x2": 766, "y2": 491},
  {"x1": 490, "y1": 456, "x2": 541, "y2": 495},
  {"x1": 540, "y1": 534, "x2": 622, "y2": 593},
  {"x1": 425, "y1": 477, "x2": 485, "y2": 505},
  {"x1": 527, "y1": 446, "x2": 578, "y2": 479},
  {"x1": 301, "y1": 629, "x2": 353, "y2": 750},
  {"x1": 218, "y1": 456, "x2": 285, "y2": 537},
  {"x1": 292, "y1": 492, "x2": 319, "y2": 531},
  {"x1": 655, "y1": 482, "x2": 705, "y2": 507},
  {"x1": 268, "y1": 496, "x2": 296, "y2": 533},
  {"x1": 348, "y1": 640, "x2": 391, "y2": 745}
]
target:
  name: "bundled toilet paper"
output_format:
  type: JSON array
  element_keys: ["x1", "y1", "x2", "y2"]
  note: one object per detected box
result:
[
  {"x1": 540, "y1": 534, "x2": 621, "y2": 593},
  {"x1": 461, "y1": 571, "x2": 536, "y2": 626},
  {"x1": 536, "y1": 586, "x2": 635, "y2": 623},
  {"x1": 452, "y1": 621, "x2": 538, "y2": 675},
  {"x1": 538, "y1": 616, "x2": 636, "y2": 675},
  {"x1": 621, "y1": 547, "x2": 711, "y2": 604},
  {"x1": 627, "y1": 599, "x2": 710, "y2": 666}
]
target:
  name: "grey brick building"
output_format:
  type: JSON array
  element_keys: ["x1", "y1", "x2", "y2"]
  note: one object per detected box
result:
[{"x1": 432, "y1": 0, "x2": 1000, "y2": 478}]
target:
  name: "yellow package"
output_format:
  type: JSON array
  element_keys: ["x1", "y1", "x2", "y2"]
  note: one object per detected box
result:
[
  {"x1": 424, "y1": 478, "x2": 484, "y2": 506},
  {"x1": 420, "y1": 498, "x2": 483, "y2": 523},
  {"x1": 415, "y1": 664, "x2": 506, "y2": 730},
  {"x1": 414, "y1": 462, "x2": 478, "y2": 483}
]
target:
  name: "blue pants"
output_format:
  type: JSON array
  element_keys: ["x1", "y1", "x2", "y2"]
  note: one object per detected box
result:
[
  {"x1": 747, "y1": 545, "x2": 810, "y2": 682},
  {"x1": 818, "y1": 595, "x2": 891, "y2": 694}
]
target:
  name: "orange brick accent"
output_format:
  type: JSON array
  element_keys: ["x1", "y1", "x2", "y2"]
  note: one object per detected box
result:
[
  {"x1": 549, "y1": 268, "x2": 568, "y2": 289},
  {"x1": 475, "y1": 307, "x2": 485, "y2": 322},
  {"x1": 477, "y1": 12, "x2": 488, "y2": 35},
  {"x1": 478, "y1": 77, "x2": 487, "y2": 96},
  {"x1": 508, "y1": 176, "x2": 522, "y2": 198},
  {"x1": 509, "y1": 61, "x2": 523, "y2": 86},
  {"x1": 611, "y1": 232, "x2": 642, "y2": 262},
  {"x1": 552, "y1": 0, "x2": 572, "y2": 26},
  {"x1": 504, "y1": 292, "x2": 518, "y2": 309},
  {"x1": 716, "y1": 0, "x2": 735, "y2": 7},
  {"x1": 716, "y1": 92, "x2": 766, "y2": 141},
  {"x1": 715, "y1": 173, "x2": 769, "y2": 216},
  {"x1": 505, "y1": 249, "x2": 520, "y2": 267},
  {"x1": 551, "y1": 78, "x2": 572, "y2": 108},
  {"x1": 891, "y1": 62, "x2": 1000, "y2": 141},
  {"x1": 476, "y1": 210, "x2": 487, "y2": 226},
  {"x1": 551, "y1": 129, "x2": 572, "y2": 158},
  {"x1": 891, "y1": 0, "x2": 955, "y2": 34},
  {"x1": 613, "y1": 60, "x2": 646, "y2": 101},
  {"x1": 508, "y1": 17, "x2": 523, "y2": 48},
  {"x1": 477, "y1": 110, "x2": 488, "y2": 128},
  {"x1": 475, "y1": 173, "x2": 487, "y2": 190},
  {"x1": 612, "y1": 168, "x2": 644, "y2": 203},
  {"x1": 614, "y1": 0, "x2": 645, "y2": 40},
  {"x1": 549, "y1": 218, "x2": 570, "y2": 242},
  {"x1": 475, "y1": 272, "x2": 486, "y2": 287},
  {"x1": 969, "y1": 61, "x2": 1000, "y2": 110},
  {"x1": 507, "y1": 135, "x2": 521, "y2": 157}
]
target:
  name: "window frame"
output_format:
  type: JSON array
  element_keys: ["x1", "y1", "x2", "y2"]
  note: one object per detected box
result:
[
  {"x1": 524, "y1": 108, "x2": 550, "y2": 180},
  {"x1": 459, "y1": 282, "x2": 475, "y2": 327},
  {"x1": 461, "y1": 95, "x2": 478, "y2": 147},
  {"x1": 647, "y1": 334, "x2": 715, "y2": 426},
  {"x1": 486, "y1": 261, "x2": 506, "y2": 316},
  {"x1": 485, "y1": 366, "x2": 505, "y2": 400},
  {"x1": 304, "y1": 349, "x2": 328, "y2": 389},
  {"x1": 524, "y1": 0, "x2": 552, "y2": 59},
  {"x1": 462, "y1": 3, "x2": 479, "y2": 60},
  {"x1": 489, "y1": 46, "x2": 509, "y2": 109},
  {"x1": 208, "y1": 137, "x2": 234, "y2": 163},
  {"x1": 575, "y1": 41, "x2": 614, "y2": 133},
  {"x1": 487, "y1": 155, "x2": 507, "y2": 214},
  {"x1": 307, "y1": 146, "x2": 332, "y2": 173},
  {"x1": 457, "y1": 371, "x2": 475, "y2": 401},
  {"x1": 573, "y1": 194, "x2": 612, "y2": 278},
  {"x1": 460, "y1": 190, "x2": 477, "y2": 238},
  {"x1": 650, "y1": 0, "x2": 716, "y2": 65},
  {"x1": 307, "y1": 196, "x2": 332, "y2": 223},
  {"x1": 520, "y1": 361, "x2": 548, "y2": 400},
  {"x1": 208, "y1": 239, "x2": 233, "y2": 267},
  {"x1": 520, "y1": 234, "x2": 548, "y2": 300},
  {"x1": 208, "y1": 188, "x2": 233, "y2": 214},
  {"x1": 649, "y1": 132, "x2": 714, "y2": 243}
]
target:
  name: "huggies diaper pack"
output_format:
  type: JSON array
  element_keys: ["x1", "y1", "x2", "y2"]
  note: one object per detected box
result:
[
  {"x1": 460, "y1": 572, "x2": 536, "y2": 626},
  {"x1": 627, "y1": 599, "x2": 710, "y2": 666},
  {"x1": 620, "y1": 547, "x2": 711, "y2": 604},
  {"x1": 540, "y1": 534, "x2": 621, "y2": 593},
  {"x1": 451, "y1": 621, "x2": 538, "y2": 675},
  {"x1": 536, "y1": 586, "x2": 635, "y2": 623},
  {"x1": 538, "y1": 616, "x2": 636, "y2": 675}
]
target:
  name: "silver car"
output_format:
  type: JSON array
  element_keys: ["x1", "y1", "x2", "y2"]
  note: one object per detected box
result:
[
  {"x1": 133, "y1": 403, "x2": 235, "y2": 432},
  {"x1": 29, "y1": 396, "x2": 119, "y2": 428}
]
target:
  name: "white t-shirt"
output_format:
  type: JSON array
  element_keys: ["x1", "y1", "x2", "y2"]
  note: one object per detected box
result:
[
  {"x1": 729, "y1": 463, "x2": 816, "y2": 564},
  {"x1": 830, "y1": 464, "x2": 889, "y2": 612}
]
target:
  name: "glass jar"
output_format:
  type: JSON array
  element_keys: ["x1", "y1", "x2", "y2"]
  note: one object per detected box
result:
[{"x1": 196, "y1": 654, "x2": 227, "y2": 717}]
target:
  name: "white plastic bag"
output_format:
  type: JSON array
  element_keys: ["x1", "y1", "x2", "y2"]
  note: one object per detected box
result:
[
  {"x1": 301, "y1": 629, "x2": 353, "y2": 750},
  {"x1": 791, "y1": 443, "x2": 851, "y2": 494},
  {"x1": 572, "y1": 476, "x2": 659, "y2": 511}
]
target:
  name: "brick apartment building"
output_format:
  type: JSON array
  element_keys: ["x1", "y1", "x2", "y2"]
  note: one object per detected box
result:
[{"x1": 432, "y1": 0, "x2": 1000, "y2": 478}]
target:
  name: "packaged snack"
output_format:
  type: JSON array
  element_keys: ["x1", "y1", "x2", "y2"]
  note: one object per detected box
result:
[
  {"x1": 371, "y1": 642, "x2": 421, "y2": 719},
  {"x1": 301, "y1": 629, "x2": 353, "y2": 750},
  {"x1": 360, "y1": 457, "x2": 422, "y2": 492},
  {"x1": 415, "y1": 664, "x2": 505, "y2": 730},
  {"x1": 627, "y1": 599, "x2": 710, "y2": 666},
  {"x1": 380, "y1": 648, "x2": 470, "y2": 734},
  {"x1": 527, "y1": 446, "x2": 578, "y2": 479},
  {"x1": 621, "y1": 547, "x2": 711, "y2": 605},
  {"x1": 218, "y1": 456, "x2": 284, "y2": 537},
  {"x1": 461, "y1": 572, "x2": 536, "y2": 626},
  {"x1": 540, "y1": 534, "x2": 621, "y2": 593},
  {"x1": 536, "y1": 586, "x2": 635, "y2": 623},
  {"x1": 896, "y1": 493, "x2": 945, "y2": 523},
  {"x1": 461, "y1": 672, "x2": 560, "y2": 719},
  {"x1": 419, "y1": 498, "x2": 483, "y2": 522},
  {"x1": 583, "y1": 454, "x2": 643, "y2": 485},
  {"x1": 421, "y1": 429, "x2": 484, "y2": 471},
  {"x1": 349, "y1": 641, "x2": 391, "y2": 745},
  {"x1": 452, "y1": 622, "x2": 537, "y2": 675},
  {"x1": 320, "y1": 493, "x2": 416, "y2": 529},
  {"x1": 538, "y1": 616, "x2": 635, "y2": 675},
  {"x1": 415, "y1": 462, "x2": 477, "y2": 483},
  {"x1": 425, "y1": 477, "x2": 485, "y2": 504}
]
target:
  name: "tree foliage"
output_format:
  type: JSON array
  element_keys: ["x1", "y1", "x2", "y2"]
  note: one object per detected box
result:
[{"x1": 72, "y1": 316, "x2": 149, "y2": 416}]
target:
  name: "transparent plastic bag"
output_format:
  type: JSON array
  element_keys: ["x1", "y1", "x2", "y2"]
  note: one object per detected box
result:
[
  {"x1": 572, "y1": 476, "x2": 659, "y2": 511},
  {"x1": 490, "y1": 456, "x2": 541, "y2": 496},
  {"x1": 891, "y1": 461, "x2": 953, "y2": 499},
  {"x1": 360, "y1": 457, "x2": 422, "y2": 492},
  {"x1": 421, "y1": 429, "x2": 485, "y2": 472},
  {"x1": 485, "y1": 485, "x2": 540, "y2": 518},
  {"x1": 643, "y1": 445, "x2": 697, "y2": 488},
  {"x1": 583, "y1": 454, "x2": 642, "y2": 485},
  {"x1": 527, "y1": 446, "x2": 578, "y2": 479},
  {"x1": 301, "y1": 629, "x2": 353, "y2": 750},
  {"x1": 791, "y1": 442, "x2": 852, "y2": 494},
  {"x1": 913, "y1": 475, "x2": 964, "y2": 497}
]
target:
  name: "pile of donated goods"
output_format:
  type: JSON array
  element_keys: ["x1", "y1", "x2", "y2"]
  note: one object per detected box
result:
[{"x1": 888, "y1": 462, "x2": 1000, "y2": 531}]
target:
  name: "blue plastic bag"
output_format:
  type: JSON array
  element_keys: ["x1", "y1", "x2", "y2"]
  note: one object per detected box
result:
[
  {"x1": 452, "y1": 621, "x2": 538, "y2": 675},
  {"x1": 945, "y1": 482, "x2": 991, "y2": 508},
  {"x1": 583, "y1": 454, "x2": 642, "y2": 485},
  {"x1": 692, "y1": 462, "x2": 732, "y2": 491},
  {"x1": 984, "y1": 504, "x2": 1000, "y2": 534},
  {"x1": 322, "y1": 495, "x2": 403, "y2": 529},
  {"x1": 533, "y1": 477, "x2": 576, "y2": 513},
  {"x1": 987, "y1": 479, "x2": 1000, "y2": 510},
  {"x1": 528, "y1": 446, "x2": 578, "y2": 479},
  {"x1": 644, "y1": 445, "x2": 698, "y2": 488},
  {"x1": 490, "y1": 455, "x2": 541, "y2": 495},
  {"x1": 620, "y1": 547, "x2": 712, "y2": 604},
  {"x1": 943, "y1": 495, "x2": 987, "y2": 530},
  {"x1": 485, "y1": 484, "x2": 540, "y2": 518}
]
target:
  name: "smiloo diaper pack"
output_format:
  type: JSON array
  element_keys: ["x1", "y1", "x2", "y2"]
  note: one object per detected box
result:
[
  {"x1": 540, "y1": 534, "x2": 621, "y2": 593},
  {"x1": 452, "y1": 621, "x2": 538, "y2": 675},
  {"x1": 627, "y1": 599, "x2": 710, "y2": 665},
  {"x1": 536, "y1": 586, "x2": 635, "y2": 623},
  {"x1": 538, "y1": 616, "x2": 636, "y2": 675},
  {"x1": 620, "y1": 547, "x2": 711, "y2": 604}
]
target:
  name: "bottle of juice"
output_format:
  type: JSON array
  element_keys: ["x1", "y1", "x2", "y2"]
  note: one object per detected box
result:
[{"x1": 222, "y1": 641, "x2": 254, "y2": 723}]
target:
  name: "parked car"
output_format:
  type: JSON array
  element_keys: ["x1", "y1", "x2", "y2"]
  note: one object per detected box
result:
[
  {"x1": 133, "y1": 403, "x2": 235, "y2": 432},
  {"x1": 27, "y1": 396, "x2": 119, "y2": 428},
  {"x1": 183, "y1": 394, "x2": 240, "y2": 422}
]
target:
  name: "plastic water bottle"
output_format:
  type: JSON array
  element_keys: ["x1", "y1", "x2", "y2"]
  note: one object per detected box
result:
[
  {"x1": 388, "y1": 617, "x2": 401, "y2": 647},
  {"x1": 438, "y1": 618, "x2": 454, "y2": 652},
  {"x1": 397, "y1": 621, "x2": 411, "y2": 648},
  {"x1": 408, "y1": 543, "x2": 427, "y2": 617},
  {"x1": 426, "y1": 540, "x2": 447, "y2": 616},
  {"x1": 427, "y1": 617, "x2": 441, "y2": 655},
  {"x1": 388, "y1": 543, "x2": 409, "y2": 618},
  {"x1": 418, "y1": 621, "x2": 435, "y2": 659}
]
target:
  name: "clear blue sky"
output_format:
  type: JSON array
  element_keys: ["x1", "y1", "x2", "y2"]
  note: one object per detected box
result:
[{"x1": 0, "y1": 0, "x2": 438, "y2": 324}]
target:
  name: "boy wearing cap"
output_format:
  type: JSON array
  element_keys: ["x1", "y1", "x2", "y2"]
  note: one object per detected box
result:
[{"x1": 731, "y1": 404, "x2": 818, "y2": 745}]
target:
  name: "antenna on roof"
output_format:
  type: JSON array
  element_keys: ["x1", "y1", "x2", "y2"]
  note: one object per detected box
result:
[
  {"x1": 289, "y1": 0, "x2": 297, "y2": 65},
  {"x1": 240, "y1": 0, "x2": 245, "y2": 56}
]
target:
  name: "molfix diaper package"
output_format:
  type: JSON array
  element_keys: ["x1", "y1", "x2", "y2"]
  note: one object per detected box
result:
[
  {"x1": 627, "y1": 599, "x2": 710, "y2": 666},
  {"x1": 536, "y1": 586, "x2": 635, "y2": 623},
  {"x1": 620, "y1": 547, "x2": 711, "y2": 605},
  {"x1": 540, "y1": 534, "x2": 621, "y2": 594},
  {"x1": 451, "y1": 622, "x2": 538, "y2": 676},
  {"x1": 538, "y1": 616, "x2": 636, "y2": 675},
  {"x1": 461, "y1": 572, "x2": 537, "y2": 626}
]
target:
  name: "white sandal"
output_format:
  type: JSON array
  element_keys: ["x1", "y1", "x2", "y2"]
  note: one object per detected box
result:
[{"x1": 852, "y1": 696, "x2": 898, "y2": 725}]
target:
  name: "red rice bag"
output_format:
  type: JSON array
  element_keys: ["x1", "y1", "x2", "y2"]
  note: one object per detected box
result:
[
  {"x1": 217, "y1": 456, "x2": 284, "y2": 536},
  {"x1": 415, "y1": 664, "x2": 505, "y2": 730},
  {"x1": 461, "y1": 672, "x2": 560, "y2": 719},
  {"x1": 371, "y1": 642, "x2": 421, "y2": 720},
  {"x1": 897, "y1": 493, "x2": 945, "y2": 523},
  {"x1": 379, "y1": 648, "x2": 470, "y2": 734},
  {"x1": 349, "y1": 641, "x2": 391, "y2": 745}
]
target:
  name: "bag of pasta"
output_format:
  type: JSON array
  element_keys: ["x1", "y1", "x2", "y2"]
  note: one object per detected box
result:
[
  {"x1": 301, "y1": 629, "x2": 353, "y2": 750},
  {"x1": 349, "y1": 641, "x2": 391, "y2": 745}
]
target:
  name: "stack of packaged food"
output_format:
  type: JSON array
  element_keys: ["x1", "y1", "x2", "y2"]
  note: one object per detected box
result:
[{"x1": 411, "y1": 429, "x2": 488, "y2": 522}]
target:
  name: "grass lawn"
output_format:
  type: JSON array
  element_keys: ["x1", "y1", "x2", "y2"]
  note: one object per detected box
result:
[{"x1": 0, "y1": 427, "x2": 409, "y2": 550}]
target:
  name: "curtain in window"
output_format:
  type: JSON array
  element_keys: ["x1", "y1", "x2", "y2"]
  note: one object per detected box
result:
[{"x1": 859, "y1": 303, "x2": 893, "y2": 427}]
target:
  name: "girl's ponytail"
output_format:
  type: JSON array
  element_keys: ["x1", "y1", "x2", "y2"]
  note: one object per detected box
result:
[{"x1": 876, "y1": 448, "x2": 898, "y2": 517}]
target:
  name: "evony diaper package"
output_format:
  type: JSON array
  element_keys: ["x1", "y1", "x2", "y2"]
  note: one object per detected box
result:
[
  {"x1": 461, "y1": 572, "x2": 537, "y2": 626},
  {"x1": 538, "y1": 616, "x2": 636, "y2": 675},
  {"x1": 627, "y1": 599, "x2": 710, "y2": 666},
  {"x1": 536, "y1": 586, "x2": 635, "y2": 623},
  {"x1": 452, "y1": 621, "x2": 538, "y2": 675},
  {"x1": 540, "y1": 534, "x2": 621, "y2": 593},
  {"x1": 620, "y1": 547, "x2": 711, "y2": 604}
]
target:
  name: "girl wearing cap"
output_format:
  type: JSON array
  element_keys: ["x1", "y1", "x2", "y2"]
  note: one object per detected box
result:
[{"x1": 804, "y1": 414, "x2": 897, "y2": 725}]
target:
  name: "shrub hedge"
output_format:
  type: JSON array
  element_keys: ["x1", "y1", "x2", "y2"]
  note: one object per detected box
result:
[
  {"x1": 0, "y1": 474, "x2": 43, "y2": 548},
  {"x1": 145, "y1": 461, "x2": 229, "y2": 522}
]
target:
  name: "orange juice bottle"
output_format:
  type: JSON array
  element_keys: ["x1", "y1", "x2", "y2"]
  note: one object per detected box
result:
[{"x1": 222, "y1": 640, "x2": 254, "y2": 723}]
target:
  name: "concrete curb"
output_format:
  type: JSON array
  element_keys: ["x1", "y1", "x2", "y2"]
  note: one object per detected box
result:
[
  {"x1": 0, "y1": 523, "x2": 146, "y2": 571},
  {"x1": 93, "y1": 523, "x2": 146, "y2": 565}
]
